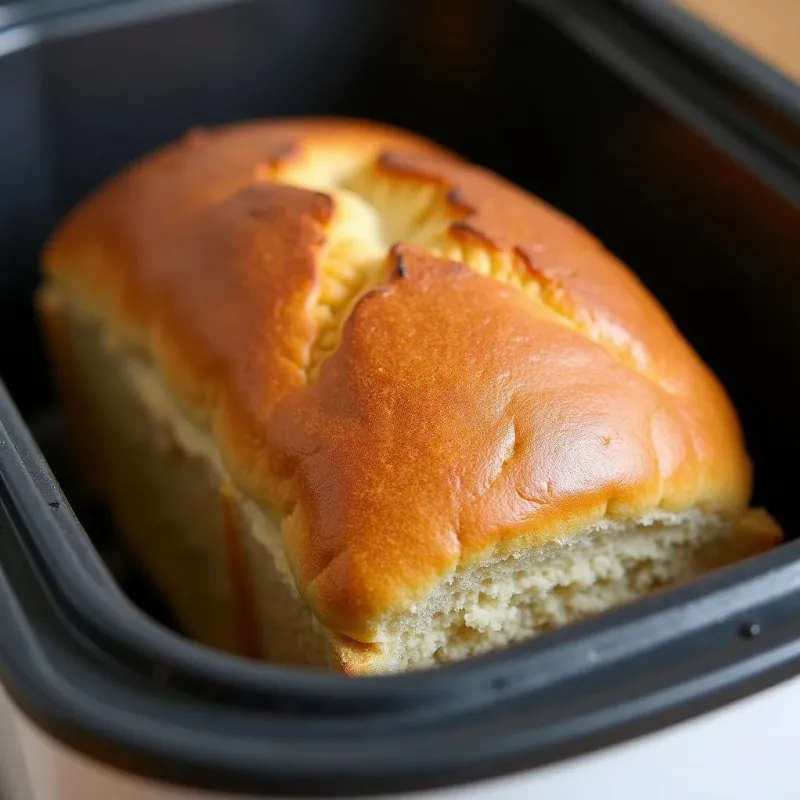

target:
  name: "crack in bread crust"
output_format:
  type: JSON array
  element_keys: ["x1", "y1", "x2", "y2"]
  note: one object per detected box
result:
[{"x1": 296, "y1": 163, "x2": 575, "y2": 382}]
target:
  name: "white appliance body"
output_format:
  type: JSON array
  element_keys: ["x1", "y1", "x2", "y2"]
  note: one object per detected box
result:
[{"x1": 2, "y1": 673, "x2": 798, "y2": 800}]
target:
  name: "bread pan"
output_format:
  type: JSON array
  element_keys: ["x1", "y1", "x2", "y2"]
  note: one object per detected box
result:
[{"x1": 1, "y1": 0, "x2": 799, "y2": 797}]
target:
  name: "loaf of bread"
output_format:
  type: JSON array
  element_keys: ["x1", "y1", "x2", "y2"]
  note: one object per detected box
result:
[{"x1": 37, "y1": 118, "x2": 782, "y2": 675}]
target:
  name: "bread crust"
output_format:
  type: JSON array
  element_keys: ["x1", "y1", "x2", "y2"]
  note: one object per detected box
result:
[{"x1": 42, "y1": 117, "x2": 759, "y2": 646}]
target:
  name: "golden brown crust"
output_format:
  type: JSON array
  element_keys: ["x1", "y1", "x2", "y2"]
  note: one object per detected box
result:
[
  {"x1": 44, "y1": 119, "x2": 449, "y2": 500},
  {"x1": 43, "y1": 117, "x2": 758, "y2": 646},
  {"x1": 269, "y1": 247, "x2": 751, "y2": 640},
  {"x1": 149, "y1": 183, "x2": 333, "y2": 501}
]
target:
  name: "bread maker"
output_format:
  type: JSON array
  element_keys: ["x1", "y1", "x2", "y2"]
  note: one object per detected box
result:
[{"x1": 1, "y1": 0, "x2": 799, "y2": 797}]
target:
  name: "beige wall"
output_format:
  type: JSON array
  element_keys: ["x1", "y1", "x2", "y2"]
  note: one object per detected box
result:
[{"x1": 675, "y1": 0, "x2": 800, "y2": 84}]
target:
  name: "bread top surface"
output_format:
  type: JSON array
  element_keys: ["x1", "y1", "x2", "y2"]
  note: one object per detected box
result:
[{"x1": 43, "y1": 117, "x2": 754, "y2": 642}]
